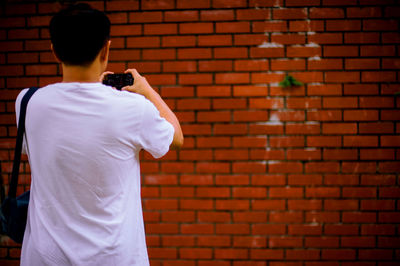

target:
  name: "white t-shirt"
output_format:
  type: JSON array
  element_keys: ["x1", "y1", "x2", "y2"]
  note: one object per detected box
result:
[{"x1": 16, "y1": 82, "x2": 174, "y2": 266}]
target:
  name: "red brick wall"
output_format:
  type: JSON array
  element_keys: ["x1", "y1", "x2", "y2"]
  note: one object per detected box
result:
[{"x1": 1, "y1": 0, "x2": 400, "y2": 265}]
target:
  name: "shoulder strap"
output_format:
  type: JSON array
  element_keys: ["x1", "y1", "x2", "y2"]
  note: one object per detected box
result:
[{"x1": 8, "y1": 87, "x2": 39, "y2": 198}]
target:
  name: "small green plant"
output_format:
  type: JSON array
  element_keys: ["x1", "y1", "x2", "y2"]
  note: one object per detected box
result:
[{"x1": 279, "y1": 75, "x2": 303, "y2": 88}]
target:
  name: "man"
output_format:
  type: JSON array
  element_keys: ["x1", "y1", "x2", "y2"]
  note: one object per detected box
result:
[{"x1": 16, "y1": 3, "x2": 183, "y2": 265}]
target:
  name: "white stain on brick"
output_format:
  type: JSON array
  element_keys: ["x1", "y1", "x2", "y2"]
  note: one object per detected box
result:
[
  {"x1": 271, "y1": 100, "x2": 281, "y2": 109},
  {"x1": 268, "y1": 113, "x2": 283, "y2": 125},
  {"x1": 305, "y1": 42, "x2": 320, "y2": 47},
  {"x1": 270, "y1": 82, "x2": 280, "y2": 87},
  {"x1": 292, "y1": 43, "x2": 320, "y2": 48},
  {"x1": 308, "y1": 56, "x2": 321, "y2": 61},
  {"x1": 258, "y1": 41, "x2": 283, "y2": 48}
]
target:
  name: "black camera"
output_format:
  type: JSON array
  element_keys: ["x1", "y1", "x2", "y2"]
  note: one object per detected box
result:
[{"x1": 102, "y1": 73, "x2": 134, "y2": 90}]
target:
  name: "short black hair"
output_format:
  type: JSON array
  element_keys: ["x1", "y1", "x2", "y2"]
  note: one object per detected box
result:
[{"x1": 49, "y1": 3, "x2": 110, "y2": 66}]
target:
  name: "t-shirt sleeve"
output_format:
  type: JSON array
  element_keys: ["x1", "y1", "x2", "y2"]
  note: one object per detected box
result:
[
  {"x1": 15, "y1": 88, "x2": 29, "y2": 154},
  {"x1": 138, "y1": 99, "x2": 174, "y2": 159}
]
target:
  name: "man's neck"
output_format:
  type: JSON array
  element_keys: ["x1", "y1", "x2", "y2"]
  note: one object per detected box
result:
[{"x1": 61, "y1": 62, "x2": 102, "y2": 83}]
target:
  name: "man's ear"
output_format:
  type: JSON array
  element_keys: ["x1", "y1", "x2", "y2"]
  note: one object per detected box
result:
[
  {"x1": 50, "y1": 44, "x2": 61, "y2": 63},
  {"x1": 100, "y1": 40, "x2": 111, "y2": 62}
]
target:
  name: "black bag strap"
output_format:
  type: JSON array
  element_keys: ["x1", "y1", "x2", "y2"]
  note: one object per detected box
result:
[{"x1": 8, "y1": 87, "x2": 39, "y2": 199}]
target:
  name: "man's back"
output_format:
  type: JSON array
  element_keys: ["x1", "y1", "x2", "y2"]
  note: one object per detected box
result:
[{"x1": 18, "y1": 82, "x2": 174, "y2": 265}]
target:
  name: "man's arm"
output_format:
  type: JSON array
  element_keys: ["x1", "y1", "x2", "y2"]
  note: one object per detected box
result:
[{"x1": 122, "y1": 69, "x2": 184, "y2": 149}]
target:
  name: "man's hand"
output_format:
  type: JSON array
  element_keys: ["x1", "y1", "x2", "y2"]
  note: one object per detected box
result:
[
  {"x1": 121, "y1": 69, "x2": 153, "y2": 98},
  {"x1": 99, "y1": 71, "x2": 114, "y2": 83}
]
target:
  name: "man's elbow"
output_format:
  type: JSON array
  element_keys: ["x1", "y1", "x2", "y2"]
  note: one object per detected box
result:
[{"x1": 171, "y1": 134, "x2": 184, "y2": 149}]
